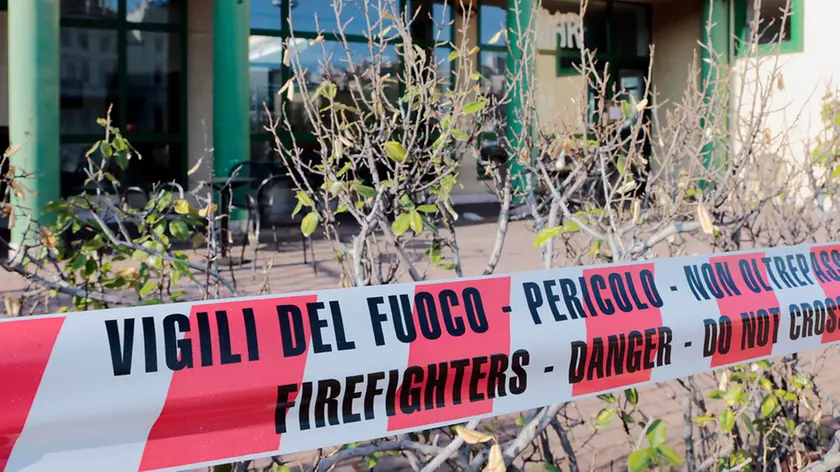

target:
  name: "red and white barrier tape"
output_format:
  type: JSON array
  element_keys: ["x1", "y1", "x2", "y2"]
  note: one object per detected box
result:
[{"x1": 3, "y1": 242, "x2": 840, "y2": 471}]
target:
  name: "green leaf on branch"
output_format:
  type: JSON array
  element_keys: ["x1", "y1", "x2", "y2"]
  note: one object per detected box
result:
[
  {"x1": 534, "y1": 226, "x2": 563, "y2": 247},
  {"x1": 625, "y1": 388, "x2": 639, "y2": 405},
  {"x1": 82, "y1": 238, "x2": 105, "y2": 252},
  {"x1": 448, "y1": 50, "x2": 460, "y2": 62},
  {"x1": 191, "y1": 233, "x2": 206, "y2": 248},
  {"x1": 464, "y1": 100, "x2": 486, "y2": 114},
  {"x1": 544, "y1": 464, "x2": 561, "y2": 472},
  {"x1": 138, "y1": 280, "x2": 158, "y2": 298},
  {"x1": 597, "y1": 393, "x2": 616, "y2": 403},
  {"x1": 692, "y1": 415, "x2": 715, "y2": 425},
  {"x1": 707, "y1": 389, "x2": 725, "y2": 399},
  {"x1": 85, "y1": 141, "x2": 101, "y2": 157},
  {"x1": 384, "y1": 141, "x2": 407, "y2": 163},
  {"x1": 354, "y1": 182, "x2": 377, "y2": 199},
  {"x1": 646, "y1": 419, "x2": 666, "y2": 447},
  {"x1": 595, "y1": 407, "x2": 615, "y2": 429},
  {"x1": 296, "y1": 191, "x2": 314, "y2": 208},
  {"x1": 169, "y1": 220, "x2": 190, "y2": 240},
  {"x1": 656, "y1": 445, "x2": 683, "y2": 466},
  {"x1": 417, "y1": 204, "x2": 437, "y2": 214},
  {"x1": 720, "y1": 408, "x2": 735, "y2": 432},
  {"x1": 761, "y1": 394, "x2": 779, "y2": 418},
  {"x1": 392, "y1": 213, "x2": 411, "y2": 236},
  {"x1": 101, "y1": 141, "x2": 113, "y2": 157},
  {"x1": 410, "y1": 211, "x2": 423, "y2": 235},
  {"x1": 174, "y1": 199, "x2": 192, "y2": 215},
  {"x1": 301, "y1": 212, "x2": 319, "y2": 237},
  {"x1": 627, "y1": 449, "x2": 652, "y2": 472},
  {"x1": 724, "y1": 384, "x2": 743, "y2": 407}
]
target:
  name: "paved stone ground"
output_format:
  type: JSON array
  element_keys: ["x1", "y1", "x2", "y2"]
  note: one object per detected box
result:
[{"x1": 3, "y1": 219, "x2": 840, "y2": 471}]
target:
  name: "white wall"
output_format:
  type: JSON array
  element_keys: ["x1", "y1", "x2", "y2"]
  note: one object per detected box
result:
[{"x1": 732, "y1": 0, "x2": 838, "y2": 199}]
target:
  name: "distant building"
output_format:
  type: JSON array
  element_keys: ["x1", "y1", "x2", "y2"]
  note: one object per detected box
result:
[{"x1": 0, "y1": 0, "x2": 823, "y2": 244}]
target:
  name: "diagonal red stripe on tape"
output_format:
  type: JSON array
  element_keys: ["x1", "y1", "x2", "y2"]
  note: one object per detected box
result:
[
  {"x1": 387, "y1": 277, "x2": 511, "y2": 431},
  {"x1": 811, "y1": 245, "x2": 840, "y2": 344},
  {"x1": 140, "y1": 295, "x2": 316, "y2": 471},
  {"x1": 707, "y1": 254, "x2": 781, "y2": 367},
  {"x1": 0, "y1": 316, "x2": 65, "y2": 470},
  {"x1": 572, "y1": 264, "x2": 663, "y2": 396}
]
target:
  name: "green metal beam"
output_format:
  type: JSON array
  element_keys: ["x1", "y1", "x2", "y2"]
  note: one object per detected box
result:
[
  {"x1": 700, "y1": 0, "x2": 729, "y2": 178},
  {"x1": 8, "y1": 0, "x2": 61, "y2": 247},
  {"x1": 213, "y1": 0, "x2": 250, "y2": 179},
  {"x1": 505, "y1": 0, "x2": 535, "y2": 197}
]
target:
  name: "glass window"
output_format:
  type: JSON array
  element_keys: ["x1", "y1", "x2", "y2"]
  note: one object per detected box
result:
[
  {"x1": 749, "y1": 0, "x2": 794, "y2": 44},
  {"x1": 480, "y1": 50, "x2": 506, "y2": 122},
  {"x1": 249, "y1": 35, "x2": 284, "y2": 132},
  {"x1": 251, "y1": 0, "x2": 284, "y2": 31},
  {"x1": 737, "y1": 0, "x2": 803, "y2": 55},
  {"x1": 126, "y1": 0, "x2": 182, "y2": 24},
  {"x1": 61, "y1": 142, "x2": 100, "y2": 193},
  {"x1": 126, "y1": 31, "x2": 182, "y2": 134},
  {"x1": 288, "y1": 40, "x2": 399, "y2": 132},
  {"x1": 409, "y1": 0, "x2": 451, "y2": 44},
  {"x1": 612, "y1": 3, "x2": 649, "y2": 57},
  {"x1": 434, "y1": 47, "x2": 453, "y2": 92},
  {"x1": 60, "y1": 28, "x2": 120, "y2": 134},
  {"x1": 289, "y1": 0, "x2": 390, "y2": 36},
  {"x1": 480, "y1": 0, "x2": 507, "y2": 46},
  {"x1": 61, "y1": 0, "x2": 119, "y2": 20},
  {"x1": 580, "y1": 1, "x2": 607, "y2": 54},
  {"x1": 251, "y1": 140, "x2": 278, "y2": 162},
  {"x1": 124, "y1": 143, "x2": 183, "y2": 188}
]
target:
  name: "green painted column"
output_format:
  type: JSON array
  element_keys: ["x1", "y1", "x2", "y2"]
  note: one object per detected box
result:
[
  {"x1": 700, "y1": 0, "x2": 729, "y2": 178},
  {"x1": 8, "y1": 0, "x2": 61, "y2": 248},
  {"x1": 505, "y1": 0, "x2": 536, "y2": 197},
  {"x1": 213, "y1": 0, "x2": 250, "y2": 178},
  {"x1": 213, "y1": 0, "x2": 250, "y2": 221}
]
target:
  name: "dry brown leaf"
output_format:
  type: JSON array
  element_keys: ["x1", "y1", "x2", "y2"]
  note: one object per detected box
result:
[
  {"x1": 485, "y1": 444, "x2": 506, "y2": 472},
  {"x1": 115, "y1": 267, "x2": 138, "y2": 279},
  {"x1": 4, "y1": 143, "x2": 21, "y2": 158},
  {"x1": 199, "y1": 203, "x2": 218, "y2": 218},
  {"x1": 187, "y1": 157, "x2": 203, "y2": 176},
  {"x1": 777, "y1": 73, "x2": 786, "y2": 91},
  {"x1": 632, "y1": 199, "x2": 642, "y2": 225},
  {"x1": 282, "y1": 48, "x2": 291, "y2": 67},
  {"x1": 39, "y1": 228, "x2": 57, "y2": 249},
  {"x1": 517, "y1": 148, "x2": 530, "y2": 166},
  {"x1": 635, "y1": 98, "x2": 648, "y2": 113},
  {"x1": 488, "y1": 29, "x2": 504, "y2": 45},
  {"x1": 454, "y1": 425, "x2": 493, "y2": 444},
  {"x1": 4, "y1": 294, "x2": 20, "y2": 317},
  {"x1": 718, "y1": 370, "x2": 730, "y2": 391},
  {"x1": 278, "y1": 79, "x2": 292, "y2": 96},
  {"x1": 697, "y1": 203, "x2": 715, "y2": 235}
]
